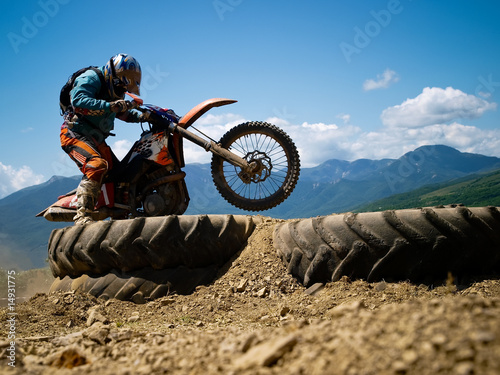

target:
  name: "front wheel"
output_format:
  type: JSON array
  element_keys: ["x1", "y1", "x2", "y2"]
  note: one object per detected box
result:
[{"x1": 211, "y1": 121, "x2": 300, "y2": 211}]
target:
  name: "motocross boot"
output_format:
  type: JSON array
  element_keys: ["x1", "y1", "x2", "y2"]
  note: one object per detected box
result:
[{"x1": 73, "y1": 178, "x2": 101, "y2": 225}]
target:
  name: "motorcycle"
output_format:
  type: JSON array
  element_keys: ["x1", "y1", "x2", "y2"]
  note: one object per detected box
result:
[{"x1": 37, "y1": 94, "x2": 300, "y2": 222}]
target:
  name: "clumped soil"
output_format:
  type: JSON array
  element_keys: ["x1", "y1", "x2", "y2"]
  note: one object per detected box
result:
[{"x1": 1, "y1": 220, "x2": 500, "y2": 374}]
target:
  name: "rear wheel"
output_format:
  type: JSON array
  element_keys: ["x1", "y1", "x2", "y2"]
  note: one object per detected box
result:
[{"x1": 211, "y1": 121, "x2": 300, "y2": 211}]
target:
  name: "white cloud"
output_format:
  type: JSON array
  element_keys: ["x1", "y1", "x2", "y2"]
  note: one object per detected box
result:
[
  {"x1": 179, "y1": 111, "x2": 500, "y2": 168},
  {"x1": 347, "y1": 123, "x2": 500, "y2": 161},
  {"x1": 112, "y1": 140, "x2": 133, "y2": 160},
  {"x1": 0, "y1": 163, "x2": 44, "y2": 199},
  {"x1": 277, "y1": 117, "x2": 500, "y2": 166},
  {"x1": 265, "y1": 116, "x2": 290, "y2": 127},
  {"x1": 285, "y1": 121, "x2": 362, "y2": 166},
  {"x1": 337, "y1": 113, "x2": 351, "y2": 124},
  {"x1": 302, "y1": 122, "x2": 339, "y2": 132},
  {"x1": 363, "y1": 69, "x2": 400, "y2": 91},
  {"x1": 196, "y1": 113, "x2": 246, "y2": 131},
  {"x1": 381, "y1": 87, "x2": 497, "y2": 128}
]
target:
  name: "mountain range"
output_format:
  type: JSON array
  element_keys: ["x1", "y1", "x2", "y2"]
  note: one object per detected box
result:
[{"x1": 1, "y1": 144, "x2": 500, "y2": 270}]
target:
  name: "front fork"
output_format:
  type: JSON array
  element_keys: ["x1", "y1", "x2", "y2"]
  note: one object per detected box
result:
[{"x1": 169, "y1": 123, "x2": 258, "y2": 174}]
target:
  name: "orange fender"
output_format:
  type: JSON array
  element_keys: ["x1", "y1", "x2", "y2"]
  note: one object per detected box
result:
[{"x1": 178, "y1": 98, "x2": 237, "y2": 129}]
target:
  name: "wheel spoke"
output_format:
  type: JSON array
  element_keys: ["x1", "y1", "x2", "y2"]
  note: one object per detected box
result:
[
  {"x1": 220, "y1": 132, "x2": 291, "y2": 200},
  {"x1": 211, "y1": 122, "x2": 300, "y2": 211}
]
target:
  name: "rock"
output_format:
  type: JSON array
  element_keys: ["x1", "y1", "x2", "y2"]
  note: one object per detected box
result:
[
  {"x1": 327, "y1": 300, "x2": 365, "y2": 318},
  {"x1": 51, "y1": 331, "x2": 84, "y2": 347},
  {"x1": 392, "y1": 360, "x2": 408, "y2": 373},
  {"x1": 127, "y1": 311, "x2": 140, "y2": 323},
  {"x1": 237, "y1": 279, "x2": 249, "y2": 292},
  {"x1": 402, "y1": 349, "x2": 418, "y2": 364},
  {"x1": 109, "y1": 328, "x2": 133, "y2": 342},
  {"x1": 431, "y1": 333, "x2": 447, "y2": 346},
  {"x1": 86, "y1": 306, "x2": 108, "y2": 327},
  {"x1": 260, "y1": 315, "x2": 272, "y2": 323},
  {"x1": 454, "y1": 361, "x2": 475, "y2": 375},
  {"x1": 471, "y1": 330, "x2": 496, "y2": 343},
  {"x1": 45, "y1": 345, "x2": 88, "y2": 369},
  {"x1": 257, "y1": 287, "x2": 269, "y2": 298},
  {"x1": 62, "y1": 292, "x2": 75, "y2": 305},
  {"x1": 128, "y1": 315, "x2": 140, "y2": 323},
  {"x1": 304, "y1": 283, "x2": 324, "y2": 296},
  {"x1": 0, "y1": 340, "x2": 10, "y2": 348},
  {"x1": 375, "y1": 281, "x2": 387, "y2": 291},
  {"x1": 233, "y1": 334, "x2": 298, "y2": 369},
  {"x1": 160, "y1": 298, "x2": 176, "y2": 306},
  {"x1": 240, "y1": 333, "x2": 258, "y2": 353},
  {"x1": 84, "y1": 323, "x2": 110, "y2": 345}
]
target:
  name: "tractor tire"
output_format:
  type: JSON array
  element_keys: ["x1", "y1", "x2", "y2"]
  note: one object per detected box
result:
[
  {"x1": 273, "y1": 206, "x2": 500, "y2": 286},
  {"x1": 49, "y1": 214, "x2": 259, "y2": 278},
  {"x1": 49, "y1": 265, "x2": 218, "y2": 303}
]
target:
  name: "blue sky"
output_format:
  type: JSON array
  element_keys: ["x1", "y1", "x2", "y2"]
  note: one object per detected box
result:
[{"x1": 1, "y1": 0, "x2": 499, "y2": 198}]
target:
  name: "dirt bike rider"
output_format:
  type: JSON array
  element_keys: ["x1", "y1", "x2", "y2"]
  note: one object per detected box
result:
[{"x1": 60, "y1": 53, "x2": 150, "y2": 225}]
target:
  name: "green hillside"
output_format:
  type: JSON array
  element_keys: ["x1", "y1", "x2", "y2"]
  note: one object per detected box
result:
[{"x1": 354, "y1": 169, "x2": 500, "y2": 212}]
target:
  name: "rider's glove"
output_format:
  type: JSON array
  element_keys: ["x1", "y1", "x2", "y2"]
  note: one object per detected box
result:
[
  {"x1": 110, "y1": 100, "x2": 129, "y2": 113},
  {"x1": 138, "y1": 112, "x2": 151, "y2": 122}
]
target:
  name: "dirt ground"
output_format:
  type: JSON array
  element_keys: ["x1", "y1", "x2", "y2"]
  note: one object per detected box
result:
[{"x1": 1, "y1": 220, "x2": 500, "y2": 374}]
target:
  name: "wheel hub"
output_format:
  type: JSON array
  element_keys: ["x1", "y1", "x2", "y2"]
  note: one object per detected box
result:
[{"x1": 238, "y1": 151, "x2": 272, "y2": 184}]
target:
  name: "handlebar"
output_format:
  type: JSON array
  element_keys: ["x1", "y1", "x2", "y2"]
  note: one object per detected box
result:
[{"x1": 127, "y1": 100, "x2": 141, "y2": 110}]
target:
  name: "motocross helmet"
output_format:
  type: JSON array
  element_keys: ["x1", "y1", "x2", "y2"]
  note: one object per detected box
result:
[{"x1": 104, "y1": 54, "x2": 142, "y2": 99}]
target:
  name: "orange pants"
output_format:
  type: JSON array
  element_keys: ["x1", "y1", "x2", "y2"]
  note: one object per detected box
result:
[{"x1": 60, "y1": 125, "x2": 114, "y2": 183}]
